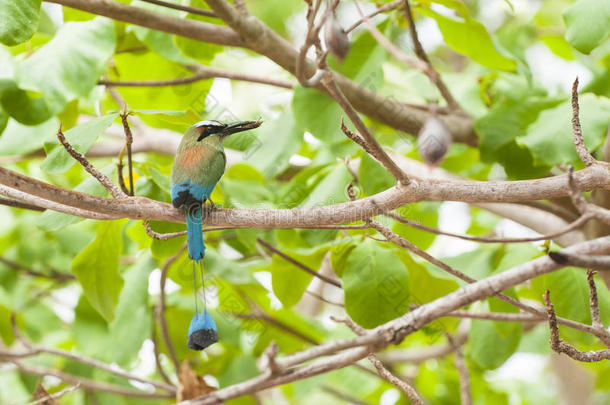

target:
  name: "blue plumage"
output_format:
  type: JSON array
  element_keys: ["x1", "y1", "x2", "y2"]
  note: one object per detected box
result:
[
  {"x1": 171, "y1": 119, "x2": 262, "y2": 350},
  {"x1": 170, "y1": 181, "x2": 216, "y2": 261},
  {"x1": 187, "y1": 311, "x2": 218, "y2": 351}
]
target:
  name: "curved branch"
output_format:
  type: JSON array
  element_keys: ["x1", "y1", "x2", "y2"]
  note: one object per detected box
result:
[
  {"x1": 0, "y1": 165, "x2": 609, "y2": 227},
  {"x1": 99, "y1": 65, "x2": 294, "y2": 89},
  {"x1": 44, "y1": 0, "x2": 476, "y2": 144}
]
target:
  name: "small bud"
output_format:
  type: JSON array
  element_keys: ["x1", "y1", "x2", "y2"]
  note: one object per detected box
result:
[
  {"x1": 417, "y1": 115, "x2": 452, "y2": 166},
  {"x1": 324, "y1": 13, "x2": 350, "y2": 62}
]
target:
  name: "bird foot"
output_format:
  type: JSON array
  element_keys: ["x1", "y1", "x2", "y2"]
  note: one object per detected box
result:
[{"x1": 205, "y1": 198, "x2": 217, "y2": 210}]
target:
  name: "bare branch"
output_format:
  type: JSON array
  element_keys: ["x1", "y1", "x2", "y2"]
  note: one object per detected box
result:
[
  {"x1": 544, "y1": 290, "x2": 610, "y2": 362},
  {"x1": 548, "y1": 251, "x2": 610, "y2": 271},
  {"x1": 8, "y1": 315, "x2": 176, "y2": 393},
  {"x1": 323, "y1": 74, "x2": 410, "y2": 184},
  {"x1": 0, "y1": 197, "x2": 45, "y2": 211},
  {"x1": 387, "y1": 211, "x2": 592, "y2": 244},
  {"x1": 571, "y1": 78, "x2": 596, "y2": 166},
  {"x1": 140, "y1": 0, "x2": 217, "y2": 17},
  {"x1": 5, "y1": 359, "x2": 172, "y2": 399},
  {"x1": 567, "y1": 166, "x2": 610, "y2": 226},
  {"x1": 100, "y1": 65, "x2": 293, "y2": 89},
  {"x1": 369, "y1": 219, "x2": 610, "y2": 343},
  {"x1": 157, "y1": 246, "x2": 187, "y2": 374},
  {"x1": 56, "y1": 125, "x2": 126, "y2": 198},
  {"x1": 120, "y1": 111, "x2": 135, "y2": 196},
  {"x1": 1, "y1": 165, "x2": 609, "y2": 227},
  {"x1": 22, "y1": 383, "x2": 81, "y2": 405},
  {"x1": 447, "y1": 333, "x2": 472, "y2": 405},
  {"x1": 587, "y1": 271, "x2": 604, "y2": 330},
  {"x1": 354, "y1": 0, "x2": 462, "y2": 112},
  {"x1": 346, "y1": 0, "x2": 402, "y2": 33},
  {"x1": 368, "y1": 354, "x2": 425, "y2": 405},
  {"x1": 0, "y1": 257, "x2": 74, "y2": 282}
]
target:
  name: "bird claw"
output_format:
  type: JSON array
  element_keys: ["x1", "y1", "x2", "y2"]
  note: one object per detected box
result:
[{"x1": 205, "y1": 198, "x2": 217, "y2": 210}]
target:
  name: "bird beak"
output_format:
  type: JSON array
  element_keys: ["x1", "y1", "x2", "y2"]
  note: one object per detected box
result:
[{"x1": 221, "y1": 120, "x2": 263, "y2": 137}]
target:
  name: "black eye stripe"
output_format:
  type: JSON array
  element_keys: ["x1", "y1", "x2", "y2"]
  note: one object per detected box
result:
[{"x1": 196, "y1": 125, "x2": 225, "y2": 141}]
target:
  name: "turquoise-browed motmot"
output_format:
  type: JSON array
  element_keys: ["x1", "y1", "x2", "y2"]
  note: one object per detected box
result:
[{"x1": 170, "y1": 119, "x2": 262, "y2": 350}]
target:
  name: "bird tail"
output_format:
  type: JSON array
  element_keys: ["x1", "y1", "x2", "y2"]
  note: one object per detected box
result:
[{"x1": 186, "y1": 204, "x2": 205, "y2": 261}]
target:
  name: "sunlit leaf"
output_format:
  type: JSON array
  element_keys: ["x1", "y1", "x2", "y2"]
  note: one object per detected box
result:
[
  {"x1": 0, "y1": 0, "x2": 41, "y2": 46},
  {"x1": 342, "y1": 240, "x2": 410, "y2": 328},
  {"x1": 72, "y1": 220, "x2": 126, "y2": 323}
]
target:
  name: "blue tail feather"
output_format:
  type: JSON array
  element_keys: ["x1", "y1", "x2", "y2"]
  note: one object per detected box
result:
[{"x1": 186, "y1": 206, "x2": 205, "y2": 261}]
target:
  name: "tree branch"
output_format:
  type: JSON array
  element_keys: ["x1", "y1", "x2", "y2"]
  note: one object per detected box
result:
[
  {"x1": 571, "y1": 78, "x2": 596, "y2": 166},
  {"x1": 544, "y1": 290, "x2": 610, "y2": 362},
  {"x1": 368, "y1": 354, "x2": 425, "y2": 405},
  {"x1": 256, "y1": 238, "x2": 342, "y2": 288},
  {"x1": 100, "y1": 64, "x2": 293, "y2": 89},
  {"x1": 56, "y1": 125, "x2": 126, "y2": 198},
  {"x1": 1, "y1": 165, "x2": 609, "y2": 227}
]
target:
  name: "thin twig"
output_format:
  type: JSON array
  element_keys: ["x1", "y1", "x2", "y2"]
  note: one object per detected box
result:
[
  {"x1": 56, "y1": 125, "x2": 126, "y2": 198},
  {"x1": 367, "y1": 354, "x2": 425, "y2": 405},
  {"x1": 368, "y1": 218, "x2": 610, "y2": 344},
  {"x1": 544, "y1": 290, "x2": 610, "y2": 362},
  {"x1": 321, "y1": 386, "x2": 372, "y2": 405},
  {"x1": 346, "y1": 0, "x2": 402, "y2": 32},
  {"x1": 323, "y1": 75, "x2": 410, "y2": 184},
  {"x1": 587, "y1": 271, "x2": 604, "y2": 330},
  {"x1": 120, "y1": 111, "x2": 134, "y2": 196},
  {"x1": 567, "y1": 166, "x2": 610, "y2": 226},
  {"x1": 256, "y1": 238, "x2": 342, "y2": 288},
  {"x1": 8, "y1": 315, "x2": 176, "y2": 393},
  {"x1": 157, "y1": 245, "x2": 186, "y2": 374},
  {"x1": 571, "y1": 78, "x2": 596, "y2": 166},
  {"x1": 0, "y1": 257, "x2": 75, "y2": 282},
  {"x1": 447, "y1": 333, "x2": 471, "y2": 405},
  {"x1": 387, "y1": 211, "x2": 591, "y2": 244},
  {"x1": 151, "y1": 311, "x2": 173, "y2": 385},
  {"x1": 295, "y1": 0, "x2": 331, "y2": 87},
  {"x1": 100, "y1": 65, "x2": 293, "y2": 89},
  {"x1": 444, "y1": 310, "x2": 542, "y2": 323},
  {"x1": 304, "y1": 290, "x2": 344, "y2": 307},
  {"x1": 139, "y1": 0, "x2": 217, "y2": 17},
  {"x1": 354, "y1": 0, "x2": 461, "y2": 111},
  {"x1": 5, "y1": 359, "x2": 171, "y2": 399},
  {"x1": 331, "y1": 316, "x2": 366, "y2": 336},
  {"x1": 16, "y1": 383, "x2": 81, "y2": 405}
]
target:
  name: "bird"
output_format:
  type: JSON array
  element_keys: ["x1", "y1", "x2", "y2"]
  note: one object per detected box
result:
[{"x1": 170, "y1": 119, "x2": 262, "y2": 350}]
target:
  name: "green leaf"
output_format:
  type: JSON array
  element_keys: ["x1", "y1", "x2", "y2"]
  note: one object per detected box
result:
[
  {"x1": 392, "y1": 203, "x2": 440, "y2": 250},
  {"x1": 342, "y1": 240, "x2": 410, "y2": 328},
  {"x1": 358, "y1": 153, "x2": 395, "y2": 196},
  {"x1": 300, "y1": 164, "x2": 351, "y2": 208},
  {"x1": 110, "y1": 51, "x2": 211, "y2": 131},
  {"x1": 0, "y1": 117, "x2": 58, "y2": 156},
  {"x1": 270, "y1": 246, "x2": 328, "y2": 308},
  {"x1": 417, "y1": 8, "x2": 516, "y2": 71},
  {"x1": 563, "y1": 0, "x2": 610, "y2": 54},
  {"x1": 0, "y1": 0, "x2": 41, "y2": 46},
  {"x1": 17, "y1": 17, "x2": 116, "y2": 116},
  {"x1": 41, "y1": 113, "x2": 118, "y2": 174},
  {"x1": 107, "y1": 254, "x2": 153, "y2": 365},
  {"x1": 469, "y1": 304, "x2": 522, "y2": 369},
  {"x1": 130, "y1": 109, "x2": 187, "y2": 117},
  {"x1": 72, "y1": 220, "x2": 126, "y2": 323},
  {"x1": 245, "y1": 112, "x2": 301, "y2": 179},
  {"x1": 518, "y1": 94, "x2": 610, "y2": 167},
  {"x1": 292, "y1": 86, "x2": 343, "y2": 143}
]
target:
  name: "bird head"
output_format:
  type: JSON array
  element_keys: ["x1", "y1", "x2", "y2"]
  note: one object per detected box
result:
[{"x1": 192, "y1": 119, "x2": 263, "y2": 142}]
